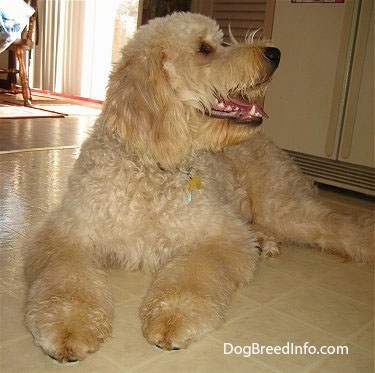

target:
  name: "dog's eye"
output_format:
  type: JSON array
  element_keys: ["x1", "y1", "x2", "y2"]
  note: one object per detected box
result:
[{"x1": 199, "y1": 42, "x2": 214, "y2": 55}]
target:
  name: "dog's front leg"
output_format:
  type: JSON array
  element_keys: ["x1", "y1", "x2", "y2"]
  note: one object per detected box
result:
[
  {"x1": 140, "y1": 241, "x2": 260, "y2": 350},
  {"x1": 24, "y1": 231, "x2": 113, "y2": 363}
]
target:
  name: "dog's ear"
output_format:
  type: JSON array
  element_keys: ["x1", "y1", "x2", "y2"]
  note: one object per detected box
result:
[{"x1": 100, "y1": 45, "x2": 192, "y2": 170}]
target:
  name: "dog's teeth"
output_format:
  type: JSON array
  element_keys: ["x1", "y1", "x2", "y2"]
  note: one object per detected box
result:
[
  {"x1": 225, "y1": 105, "x2": 232, "y2": 111},
  {"x1": 250, "y1": 105, "x2": 256, "y2": 116},
  {"x1": 218, "y1": 102, "x2": 225, "y2": 109}
]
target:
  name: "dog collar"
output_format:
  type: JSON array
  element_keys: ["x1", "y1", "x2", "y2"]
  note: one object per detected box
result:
[{"x1": 157, "y1": 163, "x2": 202, "y2": 204}]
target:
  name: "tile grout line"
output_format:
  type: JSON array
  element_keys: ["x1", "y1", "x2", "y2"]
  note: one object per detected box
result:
[
  {"x1": 307, "y1": 281, "x2": 375, "y2": 308},
  {"x1": 266, "y1": 306, "x2": 367, "y2": 344},
  {"x1": 0, "y1": 146, "x2": 80, "y2": 155},
  {"x1": 342, "y1": 319, "x2": 374, "y2": 353}
]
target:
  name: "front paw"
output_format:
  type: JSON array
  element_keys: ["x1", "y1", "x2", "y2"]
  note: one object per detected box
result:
[
  {"x1": 25, "y1": 298, "x2": 113, "y2": 363},
  {"x1": 140, "y1": 289, "x2": 223, "y2": 350}
]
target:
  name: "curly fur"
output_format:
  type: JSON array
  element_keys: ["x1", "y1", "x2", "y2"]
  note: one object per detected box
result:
[{"x1": 24, "y1": 12, "x2": 374, "y2": 363}]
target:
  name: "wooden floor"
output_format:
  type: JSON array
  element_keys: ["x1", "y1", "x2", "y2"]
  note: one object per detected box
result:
[
  {"x1": 0, "y1": 114, "x2": 94, "y2": 152},
  {"x1": 0, "y1": 112, "x2": 374, "y2": 372}
]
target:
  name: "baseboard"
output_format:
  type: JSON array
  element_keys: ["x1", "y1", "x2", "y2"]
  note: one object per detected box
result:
[{"x1": 287, "y1": 150, "x2": 375, "y2": 197}]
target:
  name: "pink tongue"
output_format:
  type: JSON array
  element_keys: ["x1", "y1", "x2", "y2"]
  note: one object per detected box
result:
[
  {"x1": 229, "y1": 97, "x2": 269, "y2": 119},
  {"x1": 229, "y1": 97, "x2": 253, "y2": 107}
]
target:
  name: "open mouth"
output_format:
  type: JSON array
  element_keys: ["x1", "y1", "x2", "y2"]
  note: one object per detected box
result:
[{"x1": 207, "y1": 96, "x2": 268, "y2": 125}]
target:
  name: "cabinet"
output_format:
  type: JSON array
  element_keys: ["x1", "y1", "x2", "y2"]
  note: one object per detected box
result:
[
  {"x1": 264, "y1": 0, "x2": 374, "y2": 195},
  {"x1": 191, "y1": 0, "x2": 276, "y2": 40}
]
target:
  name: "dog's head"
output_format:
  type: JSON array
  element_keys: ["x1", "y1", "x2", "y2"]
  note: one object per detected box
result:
[{"x1": 101, "y1": 12, "x2": 280, "y2": 169}]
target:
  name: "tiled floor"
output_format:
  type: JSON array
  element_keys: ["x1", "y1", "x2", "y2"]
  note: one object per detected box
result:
[{"x1": 0, "y1": 112, "x2": 374, "y2": 372}]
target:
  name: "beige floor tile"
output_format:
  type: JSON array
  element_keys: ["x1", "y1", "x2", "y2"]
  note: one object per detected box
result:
[
  {"x1": 99, "y1": 300, "x2": 165, "y2": 370},
  {"x1": 0, "y1": 225, "x2": 25, "y2": 250},
  {"x1": 0, "y1": 248, "x2": 25, "y2": 296},
  {"x1": 224, "y1": 293, "x2": 261, "y2": 323},
  {"x1": 1, "y1": 292, "x2": 28, "y2": 344},
  {"x1": 349, "y1": 322, "x2": 374, "y2": 352},
  {"x1": 261, "y1": 245, "x2": 343, "y2": 282},
  {"x1": 238, "y1": 261, "x2": 307, "y2": 304},
  {"x1": 314, "y1": 265, "x2": 374, "y2": 304},
  {"x1": 107, "y1": 269, "x2": 153, "y2": 301},
  {"x1": 1, "y1": 201, "x2": 47, "y2": 238},
  {"x1": 271, "y1": 285, "x2": 373, "y2": 339},
  {"x1": 1, "y1": 335, "x2": 123, "y2": 373},
  {"x1": 0, "y1": 225, "x2": 26, "y2": 252}
]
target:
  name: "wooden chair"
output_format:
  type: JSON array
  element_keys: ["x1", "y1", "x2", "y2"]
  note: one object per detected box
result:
[{"x1": 0, "y1": 0, "x2": 38, "y2": 105}]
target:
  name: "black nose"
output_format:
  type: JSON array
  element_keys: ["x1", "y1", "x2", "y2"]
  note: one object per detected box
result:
[{"x1": 263, "y1": 47, "x2": 281, "y2": 68}]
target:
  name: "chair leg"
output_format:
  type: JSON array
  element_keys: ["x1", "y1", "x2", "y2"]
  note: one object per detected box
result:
[{"x1": 15, "y1": 46, "x2": 32, "y2": 106}]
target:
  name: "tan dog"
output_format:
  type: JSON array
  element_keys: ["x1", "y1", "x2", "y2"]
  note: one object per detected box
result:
[{"x1": 24, "y1": 12, "x2": 374, "y2": 363}]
